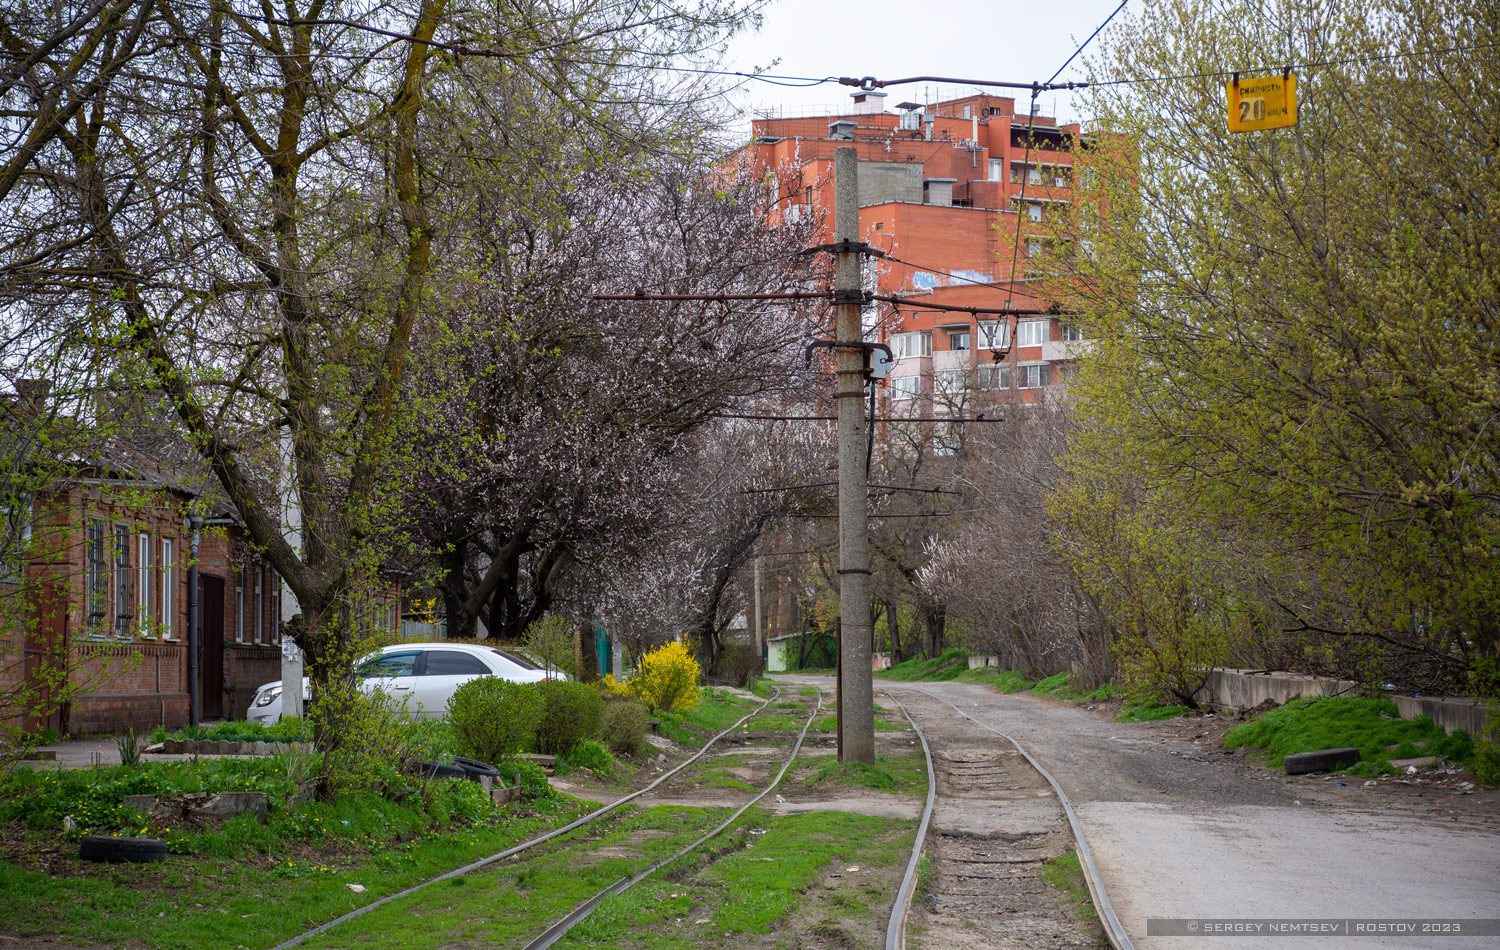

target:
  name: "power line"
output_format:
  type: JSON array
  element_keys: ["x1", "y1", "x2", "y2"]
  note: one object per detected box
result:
[{"x1": 1046, "y1": 0, "x2": 1129, "y2": 85}]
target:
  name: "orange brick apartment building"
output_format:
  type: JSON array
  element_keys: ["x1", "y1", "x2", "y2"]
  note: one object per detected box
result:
[{"x1": 742, "y1": 91, "x2": 1096, "y2": 413}]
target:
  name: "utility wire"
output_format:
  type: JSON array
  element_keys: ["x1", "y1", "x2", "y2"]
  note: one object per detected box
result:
[{"x1": 1046, "y1": 0, "x2": 1129, "y2": 85}]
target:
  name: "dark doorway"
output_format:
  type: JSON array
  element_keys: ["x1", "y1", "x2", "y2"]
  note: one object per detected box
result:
[{"x1": 200, "y1": 575, "x2": 225, "y2": 719}]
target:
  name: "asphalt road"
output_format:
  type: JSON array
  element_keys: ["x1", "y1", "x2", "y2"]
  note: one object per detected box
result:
[{"x1": 783, "y1": 675, "x2": 1500, "y2": 950}]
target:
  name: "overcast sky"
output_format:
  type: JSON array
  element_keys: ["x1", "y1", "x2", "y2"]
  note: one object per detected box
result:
[{"x1": 717, "y1": 0, "x2": 1128, "y2": 129}]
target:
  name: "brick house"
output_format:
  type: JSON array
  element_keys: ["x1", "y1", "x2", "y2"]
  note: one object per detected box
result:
[{"x1": 2, "y1": 391, "x2": 402, "y2": 736}]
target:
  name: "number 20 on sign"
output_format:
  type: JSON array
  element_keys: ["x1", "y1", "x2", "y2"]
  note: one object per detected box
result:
[{"x1": 1227, "y1": 71, "x2": 1298, "y2": 133}]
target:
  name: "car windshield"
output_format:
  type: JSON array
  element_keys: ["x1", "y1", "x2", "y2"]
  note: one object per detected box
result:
[{"x1": 486, "y1": 648, "x2": 540, "y2": 671}]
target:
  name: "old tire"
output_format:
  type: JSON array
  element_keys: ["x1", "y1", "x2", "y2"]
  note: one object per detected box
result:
[
  {"x1": 1284, "y1": 747, "x2": 1362, "y2": 775},
  {"x1": 416, "y1": 761, "x2": 466, "y2": 780},
  {"x1": 451, "y1": 756, "x2": 502, "y2": 779},
  {"x1": 79, "y1": 835, "x2": 168, "y2": 864}
]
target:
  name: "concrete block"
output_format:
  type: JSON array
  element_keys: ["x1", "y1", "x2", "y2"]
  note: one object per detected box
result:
[
  {"x1": 163, "y1": 738, "x2": 183, "y2": 754},
  {"x1": 491, "y1": 786, "x2": 521, "y2": 806},
  {"x1": 190, "y1": 791, "x2": 268, "y2": 821},
  {"x1": 121, "y1": 794, "x2": 159, "y2": 812},
  {"x1": 1285, "y1": 748, "x2": 1362, "y2": 775}
]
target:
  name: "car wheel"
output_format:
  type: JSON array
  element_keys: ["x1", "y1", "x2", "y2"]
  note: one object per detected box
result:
[
  {"x1": 451, "y1": 756, "x2": 503, "y2": 779},
  {"x1": 79, "y1": 835, "x2": 168, "y2": 864}
]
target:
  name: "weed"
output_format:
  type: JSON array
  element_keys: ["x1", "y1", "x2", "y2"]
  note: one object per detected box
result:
[
  {"x1": 1039, "y1": 852, "x2": 1097, "y2": 923},
  {"x1": 560, "y1": 739, "x2": 616, "y2": 779},
  {"x1": 1117, "y1": 703, "x2": 1190, "y2": 722},
  {"x1": 877, "y1": 648, "x2": 970, "y2": 682},
  {"x1": 115, "y1": 728, "x2": 143, "y2": 768},
  {"x1": 1224, "y1": 697, "x2": 1475, "y2": 774}
]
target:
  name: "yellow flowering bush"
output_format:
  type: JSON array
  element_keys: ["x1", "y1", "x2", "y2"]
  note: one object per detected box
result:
[
  {"x1": 629, "y1": 641, "x2": 701, "y2": 714},
  {"x1": 600, "y1": 673, "x2": 631, "y2": 698}
]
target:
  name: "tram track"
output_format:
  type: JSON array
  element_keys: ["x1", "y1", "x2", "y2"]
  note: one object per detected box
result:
[
  {"x1": 881, "y1": 685, "x2": 1133, "y2": 950},
  {"x1": 272, "y1": 685, "x2": 792, "y2": 949}
]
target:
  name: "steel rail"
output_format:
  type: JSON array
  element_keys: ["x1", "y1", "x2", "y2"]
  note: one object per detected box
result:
[
  {"x1": 882, "y1": 693, "x2": 937, "y2": 950},
  {"x1": 892, "y1": 687, "x2": 1136, "y2": 950},
  {"x1": 270, "y1": 687, "x2": 783, "y2": 949},
  {"x1": 520, "y1": 688, "x2": 825, "y2": 950}
]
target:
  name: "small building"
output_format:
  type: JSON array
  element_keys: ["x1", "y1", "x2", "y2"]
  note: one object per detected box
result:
[{"x1": 765, "y1": 631, "x2": 835, "y2": 673}]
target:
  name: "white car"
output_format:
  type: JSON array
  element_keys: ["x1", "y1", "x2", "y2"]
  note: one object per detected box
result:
[{"x1": 248, "y1": 642, "x2": 564, "y2": 723}]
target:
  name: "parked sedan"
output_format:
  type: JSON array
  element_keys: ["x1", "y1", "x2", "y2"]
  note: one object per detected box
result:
[{"x1": 248, "y1": 642, "x2": 561, "y2": 723}]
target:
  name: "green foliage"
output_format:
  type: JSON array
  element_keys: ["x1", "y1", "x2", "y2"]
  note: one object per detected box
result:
[
  {"x1": 505, "y1": 759, "x2": 554, "y2": 800},
  {"x1": 163, "y1": 717, "x2": 312, "y2": 745},
  {"x1": 601, "y1": 698, "x2": 649, "y2": 755},
  {"x1": 534, "y1": 680, "x2": 605, "y2": 756},
  {"x1": 523, "y1": 614, "x2": 579, "y2": 680},
  {"x1": 447, "y1": 678, "x2": 544, "y2": 763},
  {"x1": 967, "y1": 670, "x2": 1036, "y2": 692},
  {"x1": 559, "y1": 739, "x2": 615, "y2": 778},
  {"x1": 1031, "y1": 673, "x2": 1124, "y2": 703},
  {"x1": 1473, "y1": 741, "x2": 1500, "y2": 787},
  {"x1": 629, "y1": 641, "x2": 701, "y2": 714},
  {"x1": 877, "y1": 648, "x2": 969, "y2": 681},
  {"x1": 115, "y1": 728, "x2": 143, "y2": 768},
  {"x1": 1046, "y1": 0, "x2": 1500, "y2": 703},
  {"x1": 1224, "y1": 697, "x2": 1475, "y2": 773}
]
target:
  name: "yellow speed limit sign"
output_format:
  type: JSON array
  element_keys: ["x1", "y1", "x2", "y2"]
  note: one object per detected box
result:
[{"x1": 1227, "y1": 71, "x2": 1297, "y2": 133}]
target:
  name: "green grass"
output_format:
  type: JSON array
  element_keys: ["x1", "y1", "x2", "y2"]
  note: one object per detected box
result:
[
  {"x1": 570, "y1": 808, "x2": 914, "y2": 943},
  {"x1": 693, "y1": 768, "x2": 756, "y2": 791},
  {"x1": 158, "y1": 717, "x2": 313, "y2": 745},
  {"x1": 1224, "y1": 697, "x2": 1475, "y2": 775},
  {"x1": 1117, "y1": 702, "x2": 1191, "y2": 722},
  {"x1": 1039, "y1": 852, "x2": 1097, "y2": 923},
  {"x1": 0, "y1": 786, "x2": 596, "y2": 950},
  {"x1": 876, "y1": 648, "x2": 970, "y2": 681},
  {"x1": 813, "y1": 714, "x2": 907, "y2": 733},
  {"x1": 807, "y1": 751, "x2": 928, "y2": 793},
  {"x1": 656, "y1": 690, "x2": 761, "y2": 747},
  {"x1": 960, "y1": 669, "x2": 1036, "y2": 691},
  {"x1": 1031, "y1": 673, "x2": 1123, "y2": 703}
]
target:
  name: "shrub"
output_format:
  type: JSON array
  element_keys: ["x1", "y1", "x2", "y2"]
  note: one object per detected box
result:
[
  {"x1": 601, "y1": 673, "x2": 631, "y2": 698},
  {"x1": 447, "y1": 678, "x2": 544, "y2": 763},
  {"x1": 1475, "y1": 740, "x2": 1500, "y2": 787},
  {"x1": 630, "y1": 641, "x2": 701, "y2": 714},
  {"x1": 602, "y1": 698, "x2": 650, "y2": 755},
  {"x1": 534, "y1": 680, "x2": 605, "y2": 755},
  {"x1": 509, "y1": 759, "x2": 553, "y2": 800},
  {"x1": 563, "y1": 739, "x2": 616, "y2": 777}
]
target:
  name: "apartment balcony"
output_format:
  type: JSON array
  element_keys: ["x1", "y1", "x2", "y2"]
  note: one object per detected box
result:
[
  {"x1": 1040, "y1": 339, "x2": 1096, "y2": 362},
  {"x1": 932, "y1": 349, "x2": 971, "y2": 373}
]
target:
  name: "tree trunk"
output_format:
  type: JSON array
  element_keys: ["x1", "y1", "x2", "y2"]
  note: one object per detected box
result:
[{"x1": 924, "y1": 606, "x2": 945, "y2": 657}]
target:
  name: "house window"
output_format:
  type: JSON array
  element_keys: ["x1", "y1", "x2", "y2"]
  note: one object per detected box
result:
[
  {"x1": 114, "y1": 525, "x2": 130, "y2": 636},
  {"x1": 949, "y1": 331, "x2": 971, "y2": 350},
  {"x1": 161, "y1": 538, "x2": 175, "y2": 639},
  {"x1": 890, "y1": 376, "x2": 921, "y2": 400},
  {"x1": 978, "y1": 320, "x2": 1009, "y2": 349},
  {"x1": 1028, "y1": 203, "x2": 1043, "y2": 222},
  {"x1": 1027, "y1": 238, "x2": 1046, "y2": 259},
  {"x1": 253, "y1": 563, "x2": 263, "y2": 643},
  {"x1": 1018, "y1": 318, "x2": 1049, "y2": 347},
  {"x1": 891, "y1": 331, "x2": 931, "y2": 359},
  {"x1": 989, "y1": 159, "x2": 1004, "y2": 181},
  {"x1": 1011, "y1": 163, "x2": 1043, "y2": 185},
  {"x1": 1017, "y1": 363, "x2": 1050, "y2": 389},
  {"x1": 977, "y1": 364, "x2": 1012, "y2": 390},
  {"x1": 962, "y1": 105, "x2": 971, "y2": 119},
  {"x1": 235, "y1": 566, "x2": 245, "y2": 643},
  {"x1": 138, "y1": 532, "x2": 153, "y2": 633},
  {"x1": 86, "y1": 520, "x2": 107, "y2": 628},
  {"x1": 1063, "y1": 324, "x2": 1085, "y2": 342}
]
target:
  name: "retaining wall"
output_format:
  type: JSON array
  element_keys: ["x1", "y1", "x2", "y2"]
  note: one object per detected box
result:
[{"x1": 1193, "y1": 668, "x2": 1493, "y2": 738}]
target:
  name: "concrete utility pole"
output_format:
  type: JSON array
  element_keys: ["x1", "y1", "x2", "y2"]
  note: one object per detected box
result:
[
  {"x1": 834, "y1": 146, "x2": 875, "y2": 764},
  {"x1": 753, "y1": 555, "x2": 764, "y2": 661}
]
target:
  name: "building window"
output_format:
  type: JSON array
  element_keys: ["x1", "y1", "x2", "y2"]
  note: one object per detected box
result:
[
  {"x1": 253, "y1": 563, "x2": 263, "y2": 643},
  {"x1": 1027, "y1": 237, "x2": 1047, "y2": 259},
  {"x1": 272, "y1": 576, "x2": 280, "y2": 644},
  {"x1": 1, "y1": 498, "x2": 30, "y2": 583},
  {"x1": 989, "y1": 159, "x2": 1004, "y2": 181},
  {"x1": 1018, "y1": 318, "x2": 1049, "y2": 347},
  {"x1": 235, "y1": 566, "x2": 245, "y2": 643},
  {"x1": 86, "y1": 520, "x2": 107, "y2": 628},
  {"x1": 934, "y1": 369, "x2": 967, "y2": 397},
  {"x1": 160, "y1": 539, "x2": 175, "y2": 639},
  {"x1": 977, "y1": 364, "x2": 1012, "y2": 390},
  {"x1": 1011, "y1": 163, "x2": 1043, "y2": 185},
  {"x1": 891, "y1": 331, "x2": 931, "y2": 360},
  {"x1": 1018, "y1": 363, "x2": 1050, "y2": 389},
  {"x1": 962, "y1": 105, "x2": 971, "y2": 119},
  {"x1": 1063, "y1": 323, "x2": 1085, "y2": 342},
  {"x1": 138, "y1": 532, "x2": 153, "y2": 633},
  {"x1": 114, "y1": 525, "x2": 130, "y2": 637},
  {"x1": 949, "y1": 331, "x2": 971, "y2": 350},
  {"x1": 890, "y1": 376, "x2": 921, "y2": 400},
  {"x1": 1028, "y1": 203, "x2": 1044, "y2": 222},
  {"x1": 978, "y1": 320, "x2": 1009, "y2": 349}
]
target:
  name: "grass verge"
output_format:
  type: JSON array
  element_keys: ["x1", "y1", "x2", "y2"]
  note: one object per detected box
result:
[
  {"x1": 1117, "y1": 702, "x2": 1191, "y2": 722},
  {"x1": 1223, "y1": 697, "x2": 1475, "y2": 775},
  {"x1": 1039, "y1": 852, "x2": 1098, "y2": 923}
]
